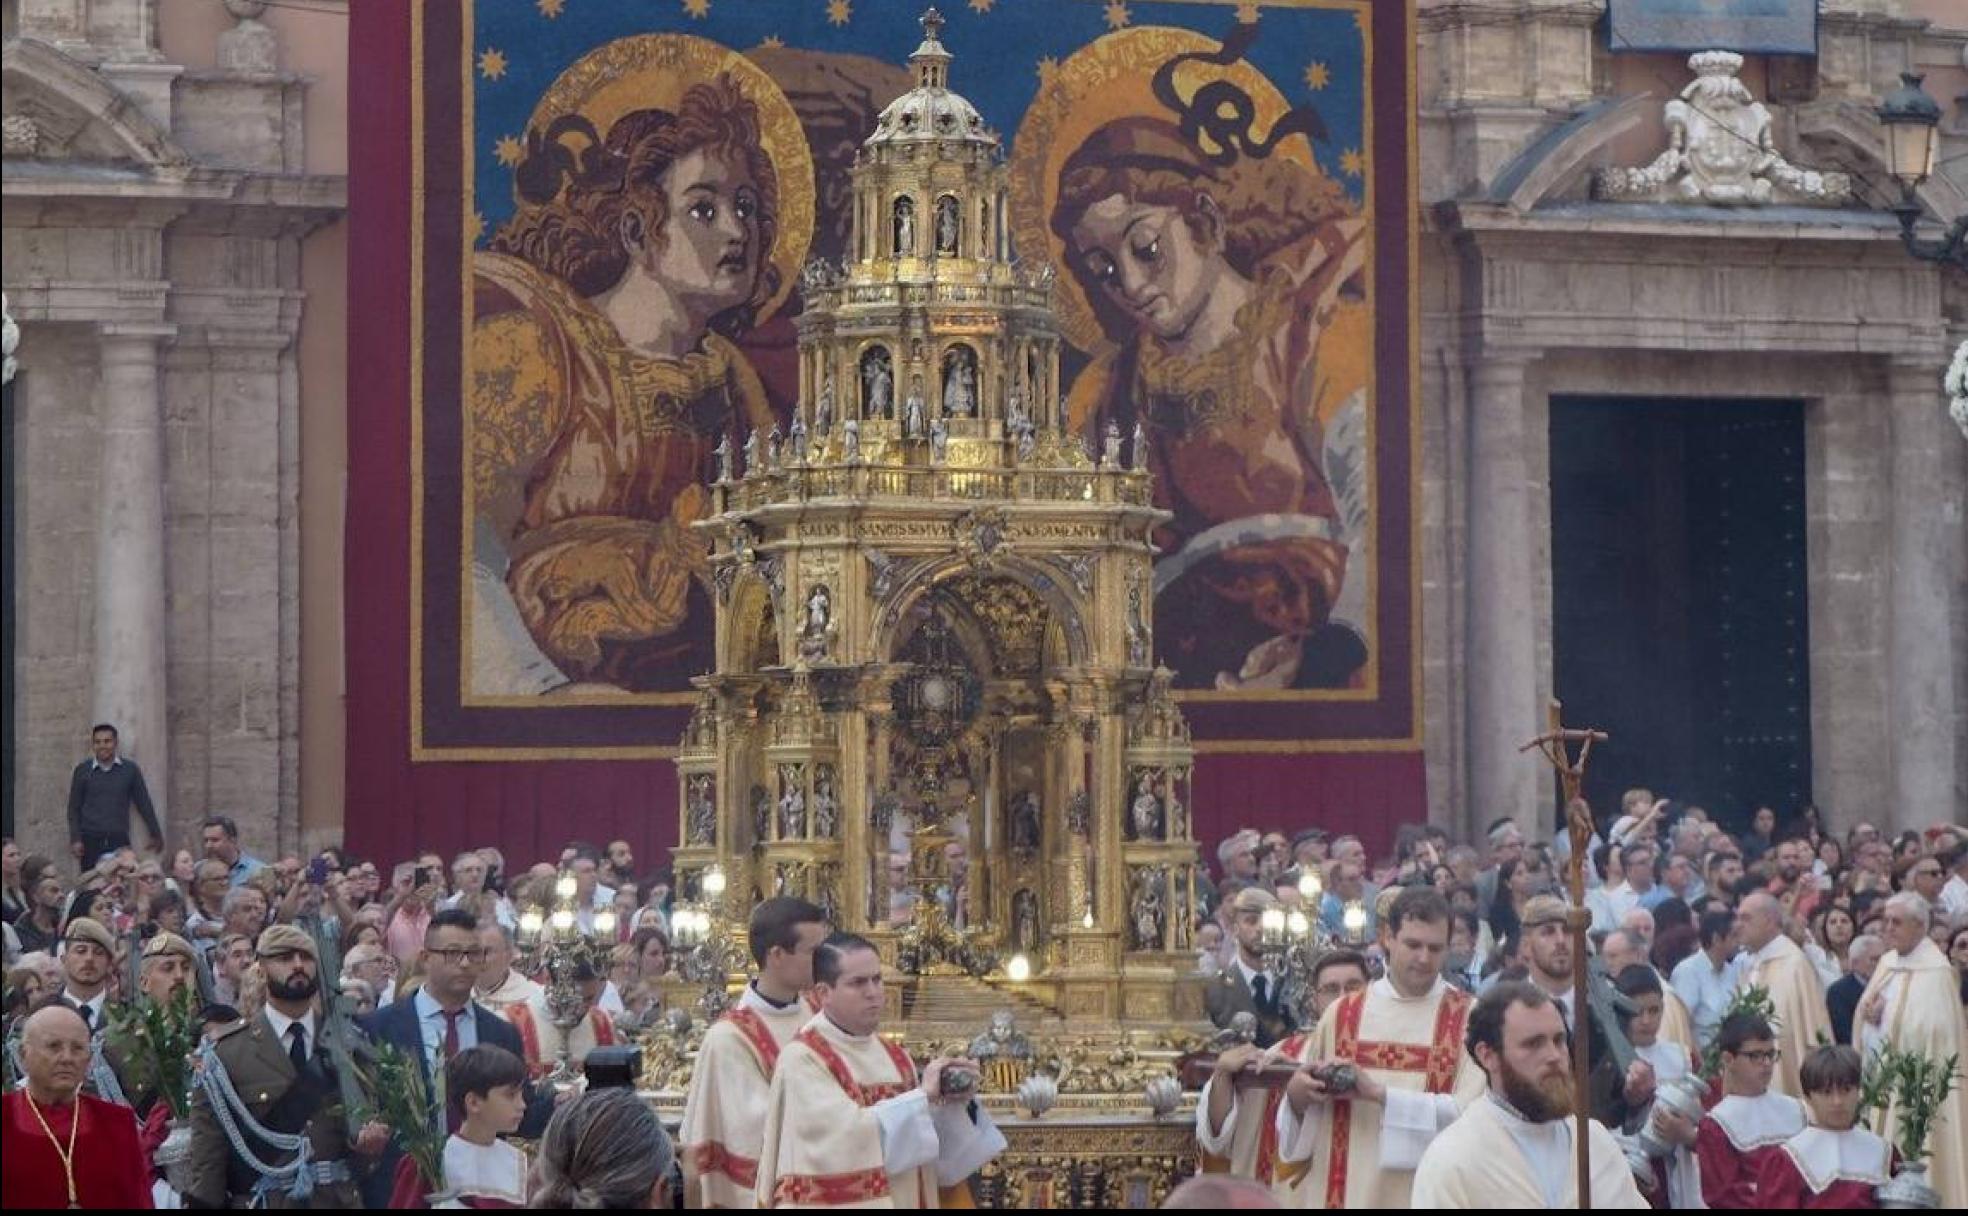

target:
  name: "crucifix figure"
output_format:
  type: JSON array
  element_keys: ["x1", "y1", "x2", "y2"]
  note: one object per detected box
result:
[{"x1": 1518, "y1": 699, "x2": 1609, "y2": 1211}]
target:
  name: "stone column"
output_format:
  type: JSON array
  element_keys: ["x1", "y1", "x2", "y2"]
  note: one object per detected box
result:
[
  {"x1": 1885, "y1": 358, "x2": 1965, "y2": 828},
  {"x1": 93, "y1": 324, "x2": 175, "y2": 834},
  {"x1": 1463, "y1": 354, "x2": 1542, "y2": 831}
]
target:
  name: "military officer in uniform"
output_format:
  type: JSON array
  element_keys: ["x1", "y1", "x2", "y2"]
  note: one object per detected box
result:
[
  {"x1": 1204, "y1": 888, "x2": 1297, "y2": 1047},
  {"x1": 52, "y1": 916, "x2": 140, "y2": 1107},
  {"x1": 184, "y1": 924, "x2": 389, "y2": 1207}
]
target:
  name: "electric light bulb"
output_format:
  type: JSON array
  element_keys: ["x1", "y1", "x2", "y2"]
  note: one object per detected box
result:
[{"x1": 1342, "y1": 901, "x2": 1367, "y2": 935}]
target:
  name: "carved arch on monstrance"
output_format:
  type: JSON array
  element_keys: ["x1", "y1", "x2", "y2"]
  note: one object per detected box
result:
[
  {"x1": 873, "y1": 552, "x2": 1090, "y2": 671},
  {"x1": 724, "y1": 570, "x2": 782, "y2": 673}
]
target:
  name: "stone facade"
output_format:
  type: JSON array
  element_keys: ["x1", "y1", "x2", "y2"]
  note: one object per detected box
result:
[
  {"x1": 3, "y1": 0, "x2": 343, "y2": 860},
  {"x1": 1416, "y1": 0, "x2": 1968, "y2": 838}
]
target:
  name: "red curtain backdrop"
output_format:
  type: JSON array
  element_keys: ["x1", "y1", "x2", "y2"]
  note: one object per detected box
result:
[{"x1": 344, "y1": 0, "x2": 1425, "y2": 870}]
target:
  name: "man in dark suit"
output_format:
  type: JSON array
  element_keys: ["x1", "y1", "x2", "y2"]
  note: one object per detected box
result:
[
  {"x1": 357, "y1": 908, "x2": 555, "y2": 1206},
  {"x1": 1826, "y1": 933, "x2": 1884, "y2": 1045},
  {"x1": 1203, "y1": 887, "x2": 1295, "y2": 1047}
]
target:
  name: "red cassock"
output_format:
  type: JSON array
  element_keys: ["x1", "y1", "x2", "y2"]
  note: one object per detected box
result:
[
  {"x1": 1750, "y1": 1128, "x2": 1897, "y2": 1211},
  {"x1": 1696, "y1": 1118, "x2": 1784, "y2": 1208},
  {"x1": 1, "y1": 1089, "x2": 155, "y2": 1209},
  {"x1": 1695, "y1": 1092, "x2": 1807, "y2": 1209}
]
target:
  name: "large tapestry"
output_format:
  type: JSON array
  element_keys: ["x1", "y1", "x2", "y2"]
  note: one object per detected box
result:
[{"x1": 349, "y1": 0, "x2": 1423, "y2": 858}]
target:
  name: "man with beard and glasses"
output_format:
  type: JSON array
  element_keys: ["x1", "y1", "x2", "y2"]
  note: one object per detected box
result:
[
  {"x1": 1411, "y1": 982, "x2": 1647, "y2": 1207},
  {"x1": 1693, "y1": 1010, "x2": 1806, "y2": 1207},
  {"x1": 185, "y1": 924, "x2": 391, "y2": 1207},
  {"x1": 1272, "y1": 888, "x2": 1485, "y2": 1208}
]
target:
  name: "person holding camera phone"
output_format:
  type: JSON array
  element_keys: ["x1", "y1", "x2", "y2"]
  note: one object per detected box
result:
[
  {"x1": 754, "y1": 934, "x2": 1005, "y2": 1208},
  {"x1": 381, "y1": 861, "x2": 444, "y2": 968}
]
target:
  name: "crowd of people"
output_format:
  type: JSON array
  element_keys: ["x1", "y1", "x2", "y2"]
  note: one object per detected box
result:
[
  {"x1": 1, "y1": 723, "x2": 1964, "y2": 1208},
  {"x1": 1190, "y1": 793, "x2": 1968, "y2": 1208}
]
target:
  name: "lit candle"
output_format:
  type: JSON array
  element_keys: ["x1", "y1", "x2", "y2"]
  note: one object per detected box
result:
[
  {"x1": 1297, "y1": 869, "x2": 1323, "y2": 902},
  {"x1": 1285, "y1": 909, "x2": 1310, "y2": 939},
  {"x1": 1006, "y1": 953, "x2": 1031, "y2": 982},
  {"x1": 1342, "y1": 901, "x2": 1367, "y2": 937},
  {"x1": 550, "y1": 908, "x2": 575, "y2": 933},
  {"x1": 555, "y1": 872, "x2": 578, "y2": 901},
  {"x1": 594, "y1": 908, "x2": 617, "y2": 938},
  {"x1": 702, "y1": 865, "x2": 728, "y2": 897}
]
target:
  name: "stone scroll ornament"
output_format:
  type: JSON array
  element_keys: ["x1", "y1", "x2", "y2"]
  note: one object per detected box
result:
[{"x1": 1596, "y1": 51, "x2": 1851, "y2": 205}]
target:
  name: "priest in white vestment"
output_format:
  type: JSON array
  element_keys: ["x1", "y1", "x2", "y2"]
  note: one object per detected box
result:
[
  {"x1": 1411, "y1": 981, "x2": 1648, "y2": 1208},
  {"x1": 1273, "y1": 888, "x2": 1486, "y2": 1208},
  {"x1": 755, "y1": 934, "x2": 1006, "y2": 1208},
  {"x1": 679, "y1": 897, "x2": 830, "y2": 1208},
  {"x1": 471, "y1": 921, "x2": 544, "y2": 1018},
  {"x1": 1732, "y1": 892, "x2": 1829, "y2": 1100},
  {"x1": 1196, "y1": 950, "x2": 1369, "y2": 1182},
  {"x1": 1855, "y1": 892, "x2": 1967, "y2": 1210}
]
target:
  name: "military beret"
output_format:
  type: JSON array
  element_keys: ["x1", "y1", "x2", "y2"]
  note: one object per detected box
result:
[
  {"x1": 255, "y1": 923, "x2": 318, "y2": 959},
  {"x1": 62, "y1": 917, "x2": 116, "y2": 954},
  {"x1": 1521, "y1": 895, "x2": 1571, "y2": 929},
  {"x1": 1231, "y1": 886, "x2": 1279, "y2": 915},
  {"x1": 142, "y1": 931, "x2": 197, "y2": 962}
]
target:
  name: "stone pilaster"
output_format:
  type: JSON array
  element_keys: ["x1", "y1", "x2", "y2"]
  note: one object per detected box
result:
[
  {"x1": 93, "y1": 322, "x2": 175, "y2": 830},
  {"x1": 1464, "y1": 354, "x2": 1542, "y2": 829},
  {"x1": 1885, "y1": 357, "x2": 1967, "y2": 827}
]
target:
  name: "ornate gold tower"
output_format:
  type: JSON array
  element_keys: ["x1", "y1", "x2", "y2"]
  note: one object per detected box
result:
[{"x1": 673, "y1": 8, "x2": 1205, "y2": 1033}]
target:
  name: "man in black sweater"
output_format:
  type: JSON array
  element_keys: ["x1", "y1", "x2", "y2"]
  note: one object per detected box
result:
[
  {"x1": 66, "y1": 723, "x2": 163, "y2": 864},
  {"x1": 1826, "y1": 932, "x2": 1884, "y2": 1045}
]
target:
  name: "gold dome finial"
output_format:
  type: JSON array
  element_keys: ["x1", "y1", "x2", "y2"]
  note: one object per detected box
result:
[{"x1": 913, "y1": 7, "x2": 951, "y2": 89}]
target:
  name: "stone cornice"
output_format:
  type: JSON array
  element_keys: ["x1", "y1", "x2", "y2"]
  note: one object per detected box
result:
[{"x1": 1435, "y1": 199, "x2": 1947, "y2": 359}]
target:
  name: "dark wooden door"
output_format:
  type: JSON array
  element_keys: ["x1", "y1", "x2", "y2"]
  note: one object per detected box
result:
[{"x1": 1549, "y1": 396, "x2": 1811, "y2": 828}]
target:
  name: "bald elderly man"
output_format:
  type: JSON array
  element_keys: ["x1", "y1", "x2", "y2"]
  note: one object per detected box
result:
[{"x1": 1, "y1": 1004, "x2": 154, "y2": 1208}]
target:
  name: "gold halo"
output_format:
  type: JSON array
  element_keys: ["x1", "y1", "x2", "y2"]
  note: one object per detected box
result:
[
  {"x1": 1009, "y1": 27, "x2": 1318, "y2": 357},
  {"x1": 523, "y1": 33, "x2": 814, "y2": 325}
]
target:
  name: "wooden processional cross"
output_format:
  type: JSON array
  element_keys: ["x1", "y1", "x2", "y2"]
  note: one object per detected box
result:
[{"x1": 1519, "y1": 700, "x2": 1608, "y2": 1211}]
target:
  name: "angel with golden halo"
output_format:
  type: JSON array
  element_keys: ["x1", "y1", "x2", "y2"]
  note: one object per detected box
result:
[
  {"x1": 1012, "y1": 25, "x2": 1371, "y2": 693},
  {"x1": 470, "y1": 36, "x2": 813, "y2": 694}
]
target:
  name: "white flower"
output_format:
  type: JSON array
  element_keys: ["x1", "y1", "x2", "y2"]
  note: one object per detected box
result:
[{"x1": 1949, "y1": 339, "x2": 1968, "y2": 440}]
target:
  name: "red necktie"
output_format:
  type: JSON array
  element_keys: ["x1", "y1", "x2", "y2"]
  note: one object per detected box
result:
[{"x1": 442, "y1": 1009, "x2": 465, "y2": 1132}]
